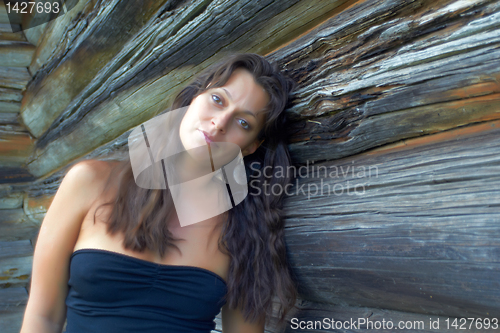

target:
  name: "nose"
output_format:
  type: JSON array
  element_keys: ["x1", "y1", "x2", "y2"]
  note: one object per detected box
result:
[{"x1": 212, "y1": 111, "x2": 231, "y2": 133}]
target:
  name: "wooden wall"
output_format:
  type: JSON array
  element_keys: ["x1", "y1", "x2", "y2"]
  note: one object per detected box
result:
[{"x1": 0, "y1": 0, "x2": 499, "y2": 332}]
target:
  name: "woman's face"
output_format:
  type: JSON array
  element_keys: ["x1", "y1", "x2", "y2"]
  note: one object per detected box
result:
[{"x1": 179, "y1": 68, "x2": 269, "y2": 162}]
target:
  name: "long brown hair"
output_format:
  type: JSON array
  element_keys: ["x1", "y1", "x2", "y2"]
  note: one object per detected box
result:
[{"x1": 94, "y1": 53, "x2": 298, "y2": 329}]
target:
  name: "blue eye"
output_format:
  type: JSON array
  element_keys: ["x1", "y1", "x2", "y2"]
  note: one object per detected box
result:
[
  {"x1": 212, "y1": 94, "x2": 223, "y2": 105},
  {"x1": 238, "y1": 119, "x2": 250, "y2": 130}
]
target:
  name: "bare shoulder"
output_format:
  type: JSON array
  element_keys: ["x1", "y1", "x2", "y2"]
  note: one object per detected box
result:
[
  {"x1": 21, "y1": 159, "x2": 121, "y2": 330},
  {"x1": 67, "y1": 159, "x2": 116, "y2": 180},
  {"x1": 63, "y1": 159, "x2": 120, "y2": 208},
  {"x1": 66, "y1": 159, "x2": 120, "y2": 186}
]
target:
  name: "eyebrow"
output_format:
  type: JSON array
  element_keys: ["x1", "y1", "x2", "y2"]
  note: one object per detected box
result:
[{"x1": 222, "y1": 88, "x2": 257, "y2": 119}]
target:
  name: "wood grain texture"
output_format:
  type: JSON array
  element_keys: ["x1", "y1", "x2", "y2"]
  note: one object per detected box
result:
[
  {"x1": 0, "y1": 66, "x2": 30, "y2": 90},
  {"x1": 22, "y1": 0, "x2": 361, "y2": 178},
  {"x1": 0, "y1": 209, "x2": 39, "y2": 241},
  {"x1": 22, "y1": 193, "x2": 53, "y2": 224},
  {"x1": 0, "y1": 287, "x2": 28, "y2": 333},
  {"x1": 0, "y1": 255, "x2": 32, "y2": 287},
  {"x1": 26, "y1": 0, "x2": 173, "y2": 137},
  {"x1": 0, "y1": 87, "x2": 22, "y2": 102},
  {"x1": 0, "y1": 23, "x2": 25, "y2": 41},
  {"x1": 0, "y1": 240, "x2": 33, "y2": 260},
  {"x1": 265, "y1": 0, "x2": 500, "y2": 163},
  {"x1": 0, "y1": 191, "x2": 23, "y2": 209},
  {"x1": 0, "y1": 102, "x2": 20, "y2": 113},
  {"x1": 0, "y1": 124, "x2": 35, "y2": 167},
  {"x1": 0, "y1": 111, "x2": 18, "y2": 122},
  {"x1": 282, "y1": 121, "x2": 500, "y2": 318},
  {"x1": 0, "y1": 40, "x2": 35, "y2": 67},
  {"x1": 21, "y1": 0, "x2": 170, "y2": 137},
  {"x1": 28, "y1": 0, "x2": 94, "y2": 74}
]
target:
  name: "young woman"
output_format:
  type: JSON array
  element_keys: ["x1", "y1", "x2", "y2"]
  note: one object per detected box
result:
[{"x1": 20, "y1": 53, "x2": 298, "y2": 333}]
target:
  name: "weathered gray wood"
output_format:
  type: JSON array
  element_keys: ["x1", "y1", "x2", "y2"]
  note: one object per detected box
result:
[
  {"x1": 0, "y1": 240, "x2": 33, "y2": 260},
  {"x1": 0, "y1": 192, "x2": 23, "y2": 209},
  {"x1": 0, "y1": 40, "x2": 35, "y2": 67},
  {"x1": 29, "y1": 0, "x2": 104, "y2": 74},
  {"x1": 0, "y1": 286, "x2": 28, "y2": 305},
  {"x1": 0, "y1": 166, "x2": 36, "y2": 184},
  {"x1": 0, "y1": 111, "x2": 18, "y2": 123},
  {"x1": 22, "y1": 21, "x2": 47, "y2": 47},
  {"x1": 22, "y1": 0, "x2": 360, "y2": 178},
  {"x1": 0, "y1": 209, "x2": 39, "y2": 241},
  {"x1": 0, "y1": 311, "x2": 26, "y2": 333},
  {"x1": 0, "y1": 124, "x2": 35, "y2": 168},
  {"x1": 282, "y1": 121, "x2": 500, "y2": 318},
  {"x1": 265, "y1": 0, "x2": 500, "y2": 163},
  {"x1": 0, "y1": 23, "x2": 25, "y2": 41},
  {"x1": 0, "y1": 87, "x2": 22, "y2": 102},
  {"x1": 22, "y1": 193, "x2": 52, "y2": 224},
  {"x1": 0, "y1": 102, "x2": 20, "y2": 113},
  {"x1": 0, "y1": 288, "x2": 28, "y2": 333},
  {"x1": 0, "y1": 66, "x2": 30, "y2": 90},
  {"x1": 0, "y1": 255, "x2": 32, "y2": 287},
  {"x1": 22, "y1": 0, "x2": 171, "y2": 138},
  {"x1": 0, "y1": 124, "x2": 37, "y2": 182}
]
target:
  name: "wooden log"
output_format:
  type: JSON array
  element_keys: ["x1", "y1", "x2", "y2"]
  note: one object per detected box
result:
[
  {"x1": 0, "y1": 241, "x2": 32, "y2": 292},
  {"x1": 0, "y1": 87, "x2": 23, "y2": 102},
  {"x1": 0, "y1": 255, "x2": 32, "y2": 288},
  {"x1": 282, "y1": 120, "x2": 500, "y2": 318},
  {"x1": 289, "y1": 93, "x2": 500, "y2": 163},
  {"x1": 0, "y1": 40, "x2": 35, "y2": 67},
  {"x1": 21, "y1": 0, "x2": 170, "y2": 138},
  {"x1": 0, "y1": 287, "x2": 28, "y2": 333},
  {"x1": 0, "y1": 102, "x2": 20, "y2": 113},
  {"x1": 0, "y1": 124, "x2": 35, "y2": 167},
  {"x1": 0, "y1": 240, "x2": 33, "y2": 260},
  {"x1": 0, "y1": 66, "x2": 30, "y2": 90},
  {"x1": 0, "y1": 166, "x2": 36, "y2": 184},
  {"x1": 23, "y1": 0, "x2": 360, "y2": 178},
  {"x1": 0, "y1": 23, "x2": 25, "y2": 41},
  {"x1": 22, "y1": 21, "x2": 47, "y2": 47},
  {"x1": 0, "y1": 192, "x2": 22, "y2": 209},
  {"x1": 23, "y1": 193, "x2": 53, "y2": 224},
  {"x1": 264, "y1": 0, "x2": 500, "y2": 163},
  {"x1": 0, "y1": 311, "x2": 27, "y2": 333},
  {"x1": 29, "y1": 0, "x2": 111, "y2": 74},
  {"x1": 0, "y1": 209, "x2": 39, "y2": 241},
  {"x1": 0, "y1": 111, "x2": 18, "y2": 123}
]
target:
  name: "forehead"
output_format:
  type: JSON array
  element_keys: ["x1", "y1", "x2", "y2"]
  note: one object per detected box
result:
[{"x1": 220, "y1": 68, "x2": 269, "y2": 121}]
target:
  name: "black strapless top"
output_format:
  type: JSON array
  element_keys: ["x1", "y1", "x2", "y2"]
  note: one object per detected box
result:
[{"x1": 65, "y1": 249, "x2": 227, "y2": 333}]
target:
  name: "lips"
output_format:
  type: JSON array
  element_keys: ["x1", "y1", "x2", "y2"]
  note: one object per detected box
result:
[{"x1": 198, "y1": 129, "x2": 215, "y2": 143}]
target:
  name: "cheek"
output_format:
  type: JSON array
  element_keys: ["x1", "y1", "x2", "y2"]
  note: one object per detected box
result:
[
  {"x1": 236, "y1": 134, "x2": 257, "y2": 151},
  {"x1": 179, "y1": 104, "x2": 200, "y2": 148}
]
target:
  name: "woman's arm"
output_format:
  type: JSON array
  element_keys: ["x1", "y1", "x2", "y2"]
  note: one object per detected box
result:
[
  {"x1": 20, "y1": 160, "x2": 105, "y2": 333},
  {"x1": 221, "y1": 303, "x2": 265, "y2": 333}
]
